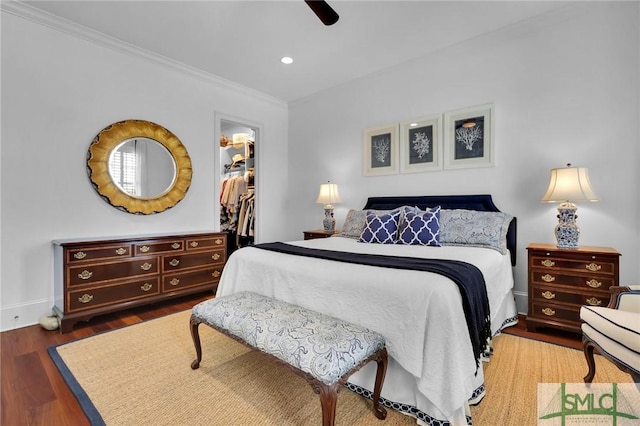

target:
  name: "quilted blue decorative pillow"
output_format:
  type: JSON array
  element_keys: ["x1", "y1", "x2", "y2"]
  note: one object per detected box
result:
[
  {"x1": 359, "y1": 210, "x2": 401, "y2": 244},
  {"x1": 398, "y1": 207, "x2": 441, "y2": 246},
  {"x1": 439, "y1": 209, "x2": 513, "y2": 254}
]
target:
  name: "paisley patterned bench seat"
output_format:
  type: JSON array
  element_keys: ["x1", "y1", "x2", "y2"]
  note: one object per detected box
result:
[{"x1": 189, "y1": 291, "x2": 388, "y2": 426}]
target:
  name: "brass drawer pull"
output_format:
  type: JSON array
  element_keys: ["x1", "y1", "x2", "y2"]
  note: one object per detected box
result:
[
  {"x1": 212, "y1": 253, "x2": 221, "y2": 261},
  {"x1": 140, "y1": 283, "x2": 153, "y2": 292},
  {"x1": 74, "y1": 251, "x2": 87, "y2": 260},
  {"x1": 541, "y1": 259, "x2": 555, "y2": 267},
  {"x1": 542, "y1": 308, "x2": 555, "y2": 316},
  {"x1": 170, "y1": 278, "x2": 180, "y2": 286},
  {"x1": 215, "y1": 238, "x2": 223, "y2": 245},
  {"x1": 586, "y1": 297, "x2": 602, "y2": 306},
  {"x1": 586, "y1": 279, "x2": 602, "y2": 288},
  {"x1": 172, "y1": 243, "x2": 181, "y2": 249},
  {"x1": 212, "y1": 270, "x2": 221, "y2": 278},
  {"x1": 140, "y1": 245, "x2": 150, "y2": 253},
  {"x1": 140, "y1": 262, "x2": 153, "y2": 271},
  {"x1": 541, "y1": 274, "x2": 555, "y2": 283},
  {"x1": 190, "y1": 241, "x2": 199, "y2": 248},
  {"x1": 115, "y1": 247, "x2": 127, "y2": 255},
  {"x1": 541, "y1": 291, "x2": 555, "y2": 300},
  {"x1": 78, "y1": 270, "x2": 93, "y2": 280},
  {"x1": 586, "y1": 262, "x2": 601, "y2": 272},
  {"x1": 169, "y1": 259, "x2": 180, "y2": 267},
  {"x1": 78, "y1": 293, "x2": 93, "y2": 304}
]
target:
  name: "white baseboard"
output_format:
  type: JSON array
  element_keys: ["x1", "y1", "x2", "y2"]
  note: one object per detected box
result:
[
  {"x1": 1, "y1": 298, "x2": 54, "y2": 332},
  {"x1": 513, "y1": 290, "x2": 528, "y2": 315}
]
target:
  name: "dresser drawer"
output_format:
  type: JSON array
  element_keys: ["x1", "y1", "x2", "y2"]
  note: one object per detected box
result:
[
  {"x1": 530, "y1": 284, "x2": 609, "y2": 307},
  {"x1": 134, "y1": 240, "x2": 184, "y2": 256},
  {"x1": 162, "y1": 249, "x2": 226, "y2": 272},
  {"x1": 529, "y1": 300, "x2": 580, "y2": 324},
  {"x1": 185, "y1": 235, "x2": 226, "y2": 251},
  {"x1": 67, "y1": 257, "x2": 159, "y2": 286},
  {"x1": 529, "y1": 269, "x2": 616, "y2": 290},
  {"x1": 163, "y1": 266, "x2": 223, "y2": 292},
  {"x1": 529, "y1": 253, "x2": 617, "y2": 276},
  {"x1": 67, "y1": 277, "x2": 160, "y2": 312},
  {"x1": 66, "y1": 244, "x2": 132, "y2": 263}
]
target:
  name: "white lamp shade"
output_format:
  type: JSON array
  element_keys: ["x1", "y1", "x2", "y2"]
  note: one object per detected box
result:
[
  {"x1": 315, "y1": 183, "x2": 342, "y2": 205},
  {"x1": 541, "y1": 166, "x2": 598, "y2": 203}
]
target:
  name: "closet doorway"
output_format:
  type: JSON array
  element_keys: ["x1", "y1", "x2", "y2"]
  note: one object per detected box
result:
[{"x1": 219, "y1": 118, "x2": 257, "y2": 255}]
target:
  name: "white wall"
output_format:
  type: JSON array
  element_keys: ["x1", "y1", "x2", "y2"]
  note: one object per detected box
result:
[
  {"x1": 0, "y1": 6, "x2": 289, "y2": 330},
  {"x1": 287, "y1": 2, "x2": 640, "y2": 312}
]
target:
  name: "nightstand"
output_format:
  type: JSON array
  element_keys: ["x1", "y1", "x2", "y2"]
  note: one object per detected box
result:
[
  {"x1": 526, "y1": 243, "x2": 620, "y2": 334},
  {"x1": 303, "y1": 230, "x2": 339, "y2": 240}
]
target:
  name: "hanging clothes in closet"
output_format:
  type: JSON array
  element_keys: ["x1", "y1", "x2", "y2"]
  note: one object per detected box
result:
[{"x1": 220, "y1": 168, "x2": 255, "y2": 253}]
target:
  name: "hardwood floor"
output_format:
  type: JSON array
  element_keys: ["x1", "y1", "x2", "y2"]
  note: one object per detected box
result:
[
  {"x1": 1, "y1": 292, "x2": 212, "y2": 426},
  {"x1": 2, "y1": 299, "x2": 582, "y2": 426}
]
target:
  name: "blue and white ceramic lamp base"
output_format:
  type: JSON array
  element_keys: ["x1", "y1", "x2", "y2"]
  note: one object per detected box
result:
[
  {"x1": 323, "y1": 205, "x2": 336, "y2": 232},
  {"x1": 555, "y1": 201, "x2": 580, "y2": 249}
]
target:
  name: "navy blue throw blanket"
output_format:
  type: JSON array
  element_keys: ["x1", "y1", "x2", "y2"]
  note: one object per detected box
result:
[{"x1": 253, "y1": 242, "x2": 491, "y2": 371}]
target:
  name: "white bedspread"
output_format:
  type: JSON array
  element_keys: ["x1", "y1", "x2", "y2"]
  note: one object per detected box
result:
[{"x1": 216, "y1": 236, "x2": 517, "y2": 425}]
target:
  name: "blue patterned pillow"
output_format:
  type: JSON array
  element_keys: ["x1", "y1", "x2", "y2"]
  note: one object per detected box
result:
[
  {"x1": 359, "y1": 210, "x2": 401, "y2": 244},
  {"x1": 439, "y1": 209, "x2": 513, "y2": 254},
  {"x1": 398, "y1": 207, "x2": 441, "y2": 246}
]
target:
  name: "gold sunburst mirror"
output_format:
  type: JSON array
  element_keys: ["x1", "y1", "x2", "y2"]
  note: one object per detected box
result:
[{"x1": 87, "y1": 120, "x2": 192, "y2": 214}]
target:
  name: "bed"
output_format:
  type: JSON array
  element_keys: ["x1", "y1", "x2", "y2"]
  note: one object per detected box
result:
[{"x1": 216, "y1": 195, "x2": 518, "y2": 426}]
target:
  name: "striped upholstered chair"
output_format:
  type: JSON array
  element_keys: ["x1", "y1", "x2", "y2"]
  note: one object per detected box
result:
[{"x1": 580, "y1": 285, "x2": 640, "y2": 384}]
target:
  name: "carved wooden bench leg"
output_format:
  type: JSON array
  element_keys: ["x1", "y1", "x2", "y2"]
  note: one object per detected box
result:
[
  {"x1": 315, "y1": 382, "x2": 339, "y2": 426},
  {"x1": 372, "y1": 348, "x2": 388, "y2": 420},
  {"x1": 190, "y1": 316, "x2": 203, "y2": 370}
]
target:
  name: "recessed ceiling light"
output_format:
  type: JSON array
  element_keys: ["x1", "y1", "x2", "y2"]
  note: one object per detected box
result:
[{"x1": 281, "y1": 56, "x2": 294, "y2": 65}]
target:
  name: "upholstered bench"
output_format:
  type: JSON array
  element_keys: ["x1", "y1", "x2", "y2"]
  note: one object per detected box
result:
[{"x1": 189, "y1": 291, "x2": 388, "y2": 426}]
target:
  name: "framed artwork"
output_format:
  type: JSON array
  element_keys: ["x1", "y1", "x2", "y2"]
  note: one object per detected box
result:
[
  {"x1": 443, "y1": 103, "x2": 494, "y2": 169},
  {"x1": 399, "y1": 115, "x2": 442, "y2": 173},
  {"x1": 363, "y1": 124, "x2": 398, "y2": 176}
]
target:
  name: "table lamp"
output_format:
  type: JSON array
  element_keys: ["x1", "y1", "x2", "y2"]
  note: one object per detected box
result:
[
  {"x1": 540, "y1": 163, "x2": 598, "y2": 249},
  {"x1": 315, "y1": 182, "x2": 342, "y2": 232}
]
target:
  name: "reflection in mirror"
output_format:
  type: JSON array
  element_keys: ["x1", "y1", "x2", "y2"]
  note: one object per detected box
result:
[{"x1": 108, "y1": 138, "x2": 176, "y2": 199}]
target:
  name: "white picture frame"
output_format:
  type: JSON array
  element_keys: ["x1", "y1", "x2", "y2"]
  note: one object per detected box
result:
[
  {"x1": 399, "y1": 115, "x2": 442, "y2": 173},
  {"x1": 443, "y1": 103, "x2": 495, "y2": 170},
  {"x1": 363, "y1": 124, "x2": 398, "y2": 176}
]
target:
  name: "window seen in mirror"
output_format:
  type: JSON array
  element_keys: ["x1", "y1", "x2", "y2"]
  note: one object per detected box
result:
[{"x1": 109, "y1": 142, "x2": 139, "y2": 196}]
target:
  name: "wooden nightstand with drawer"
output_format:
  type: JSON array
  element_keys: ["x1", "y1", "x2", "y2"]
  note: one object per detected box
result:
[
  {"x1": 303, "y1": 230, "x2": 339, "y2": 240},
  {"x1": 526, "y1": 243, "x2": 620, "y2": 334}
]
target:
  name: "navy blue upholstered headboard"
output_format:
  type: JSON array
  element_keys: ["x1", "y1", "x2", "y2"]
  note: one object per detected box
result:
[{"x1": 362, "y1": 194, "x2": 517, "y2": 266}]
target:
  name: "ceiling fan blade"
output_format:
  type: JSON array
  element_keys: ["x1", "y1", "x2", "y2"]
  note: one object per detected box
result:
[{"x1": 304, "y1": 0, "x2": 339, "y2": 26}]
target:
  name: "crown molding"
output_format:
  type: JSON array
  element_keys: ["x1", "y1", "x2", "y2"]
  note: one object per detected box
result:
[{"x1": 1, "y1": 1, "x2": 287, "y2": 109}]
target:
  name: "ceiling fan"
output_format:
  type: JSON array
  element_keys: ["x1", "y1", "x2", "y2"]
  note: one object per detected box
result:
[{"x1": 304, "y1": 0, "x2": 339, "y2": 26}]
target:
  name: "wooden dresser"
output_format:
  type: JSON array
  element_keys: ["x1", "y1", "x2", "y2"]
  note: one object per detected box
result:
[
  {"x1": 526, "y1": 243, "x2": 620, "y2": 334},
  {"x1": 53, "y1": 231, "x2": 226, "y2": 333}
]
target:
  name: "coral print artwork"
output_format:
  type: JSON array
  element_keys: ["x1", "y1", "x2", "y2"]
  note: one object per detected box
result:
[
  {"x1": 454, "y1": 116, "x2": 485, "y2": 160},
  {"x1": 371, "y1": 133, "x2": 392, "y2": 168},
  {"x1": 409, "y1": 126, "x2": 433, "y2": 164},
  {"x1": 444, "y1": 103, "x2": 494, "y2": 170},
  {"x1": 363, "y1": 124, "x2": 398, "y2": 176}
]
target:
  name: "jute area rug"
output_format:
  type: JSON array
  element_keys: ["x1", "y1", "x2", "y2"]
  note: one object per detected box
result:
[{"x1": 50, "y1": 310, "x2": 633, "y2": 425}]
